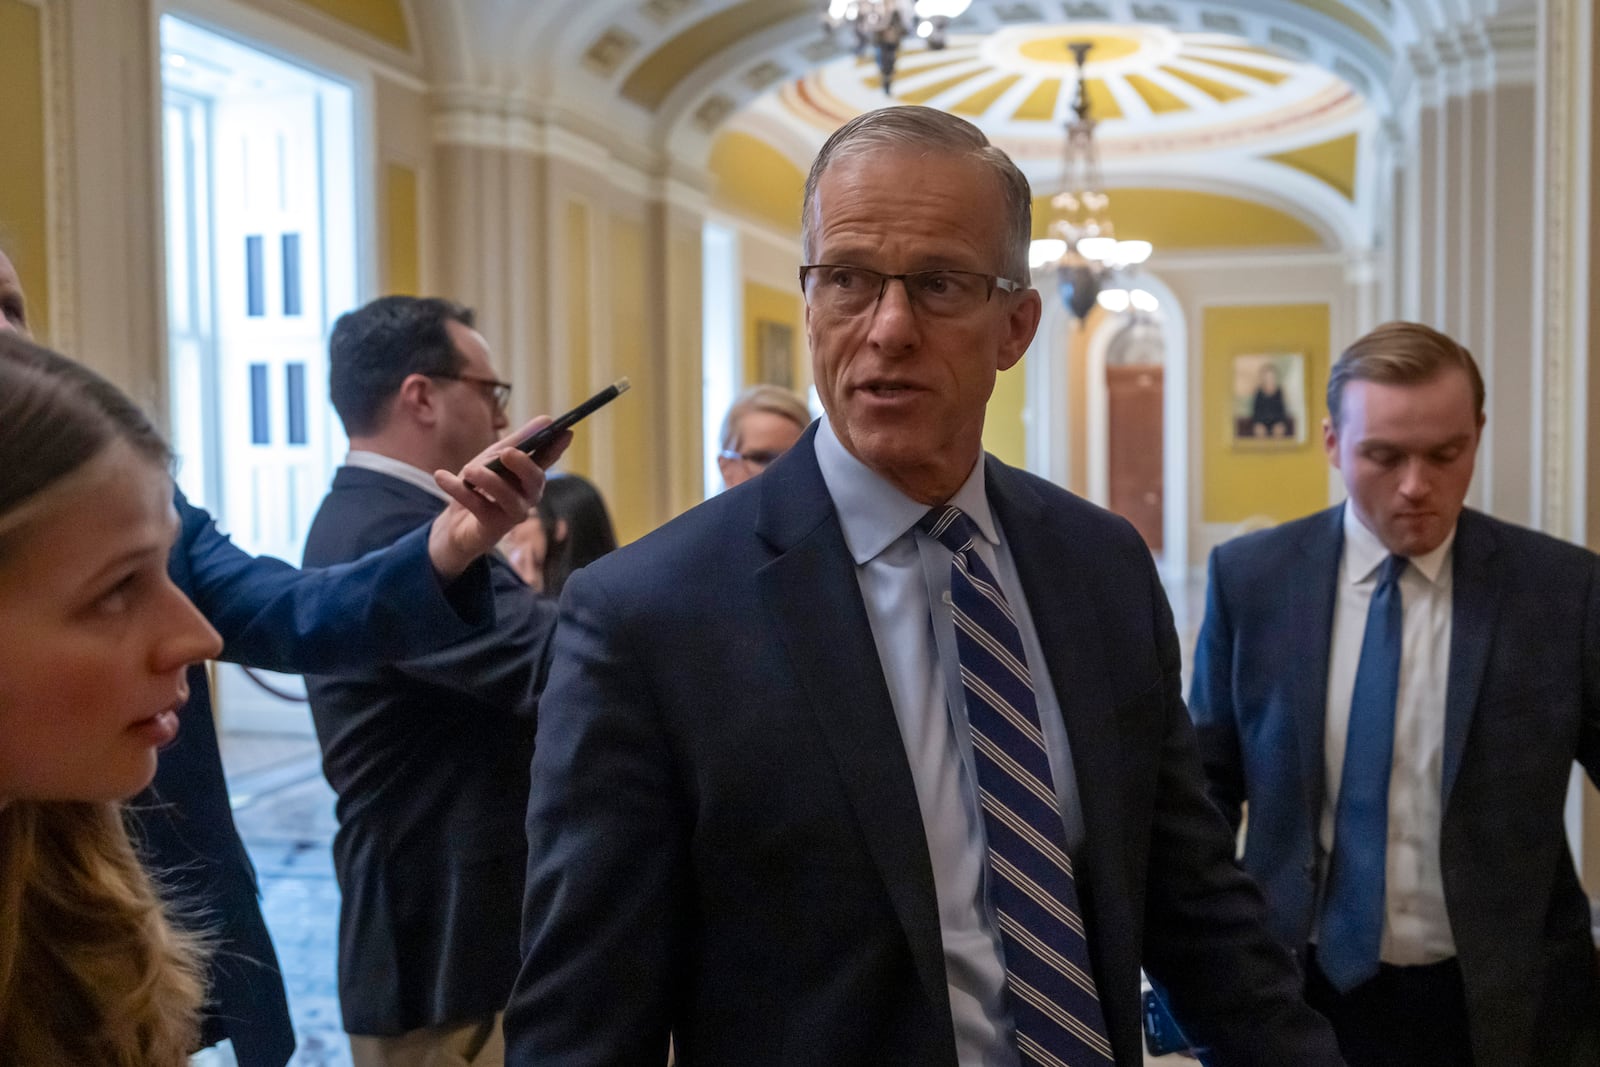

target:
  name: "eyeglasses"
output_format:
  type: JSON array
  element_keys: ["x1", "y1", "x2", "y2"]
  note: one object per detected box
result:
[
  {"x1": 718, "y1": 448, "x2": 784, "y2": 470},
  {"x1": 799, "y1": 264, "x2": 1025, "y2": 319},
  {"x1": 430, "y1": 372, "x2": 512, "y2": 411}
]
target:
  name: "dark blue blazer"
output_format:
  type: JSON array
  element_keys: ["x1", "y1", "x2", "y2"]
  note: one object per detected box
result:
[
  {"x1": 505, "y1": 428, "x2": 1341, "y2": 1066},
  {"x1": 133, "y1": 490, "x2": 494, "y2": 1067},
  {"x1": 302, "y1": 466, "x2": 559, "y2": 1037},
  {"x1": 1191, "y1": 504, "x2": 1600, "y2": 1065}
]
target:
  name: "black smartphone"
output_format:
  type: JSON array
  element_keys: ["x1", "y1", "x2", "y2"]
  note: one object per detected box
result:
[{"x1": 484, "y1": 378, "x2": 631, "y2": 478}]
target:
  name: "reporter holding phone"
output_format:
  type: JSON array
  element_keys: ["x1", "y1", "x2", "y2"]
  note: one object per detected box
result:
[
  {"x1": 0, "y1": 248, "x2": 555, "y2": 1067},
  {"x1": 302, "y1": 295, "x2": 571, "y2": 1067}
]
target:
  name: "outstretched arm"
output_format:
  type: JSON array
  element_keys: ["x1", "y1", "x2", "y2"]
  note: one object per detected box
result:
[{"x1": 179, "y1": 416, "x2": 570, "y2": 673}]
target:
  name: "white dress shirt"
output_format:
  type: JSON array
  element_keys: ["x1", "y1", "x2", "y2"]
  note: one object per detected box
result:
[
  {"x1": 814, "y1": 417, "x2": 1085, "y2": 1067},
  {"x1": 1321, "y1": 502, "x2": 1457, "y2": 965},
  {"x1": 344, "y1": 449, "x2": 453, "y2": 504}
]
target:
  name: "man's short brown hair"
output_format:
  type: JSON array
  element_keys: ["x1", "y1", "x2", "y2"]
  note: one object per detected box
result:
[{"x1": 1326, "y1": 321, "x2": 1485, "y2": 426}]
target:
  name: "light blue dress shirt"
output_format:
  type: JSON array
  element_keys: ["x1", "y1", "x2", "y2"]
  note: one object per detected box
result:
[{"x1": 813, "y1": 417, "x2": 1087, "y2": 1067}]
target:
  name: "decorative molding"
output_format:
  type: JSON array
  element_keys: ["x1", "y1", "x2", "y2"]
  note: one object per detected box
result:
[
  {"x1": 42, "y1": 0, "x2": 76, "y2": 355},
  {"x1": 1481, "y1": 10, "x2": 1541, "y2": 87},
  {"x1": 170, "y1": 0, "x2": 426, "y2": 89},
  {"x1": 1536, "y1": 0, "x2": 1564, "y2": 535},
  {"x1": 1538, "y1": 0, "x2": 1590, "y2": 540},
  {"x1": 583, "y1": 26, "x2": 641, "y2": 77}
]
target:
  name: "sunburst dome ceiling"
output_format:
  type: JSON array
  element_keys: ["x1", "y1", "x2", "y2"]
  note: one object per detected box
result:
[
  {"x1": 718, "y1": 20, "x2": 1377, "y2": 248},
  {"x1": 765, "y1": 23, "x2": 1365, "y2": 163}
]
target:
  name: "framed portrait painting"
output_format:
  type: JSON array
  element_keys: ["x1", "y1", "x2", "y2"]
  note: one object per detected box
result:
[
  {"x1": 756, "y1": 319, "x2": 795, "y2": 390},
  {"x1": 1231, "y1": 352, "x2": 1307, "y2": 447}
]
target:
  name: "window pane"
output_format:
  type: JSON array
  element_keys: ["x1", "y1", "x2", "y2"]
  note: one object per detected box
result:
[
  {"x1": 249, "y1": 363, "x2": 270, "y2": 444},
  {"x1": 281, "y1": 232, "x2": 302, "y2": 317},
  {"x1": 245, "y1": 234, "x2": 264, "y2": 317},
  {"x1": 286, "y1": 362, "x2": 307, "y2": 445}
]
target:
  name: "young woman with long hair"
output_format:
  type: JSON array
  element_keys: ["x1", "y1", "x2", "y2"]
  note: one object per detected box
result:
[{"x1": 0, "y1": 331, "x2": 224, "y2": 1066}]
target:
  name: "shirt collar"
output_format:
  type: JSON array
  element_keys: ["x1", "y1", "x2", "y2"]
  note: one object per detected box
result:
[
  {"x1": 814, "y1": 415, "x2": 997, "y2": 565},
  {"x1": 344, "y1": 449, "x2": 454, "y2": 505},
  {"x1": 1341, "y1": 499, "x2": 1454, "y2": 586}
]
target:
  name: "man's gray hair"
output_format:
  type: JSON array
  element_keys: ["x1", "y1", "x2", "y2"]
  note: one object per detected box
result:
[{"x1": 801, "y1": 106, "x2": 1034, "y2": 284}]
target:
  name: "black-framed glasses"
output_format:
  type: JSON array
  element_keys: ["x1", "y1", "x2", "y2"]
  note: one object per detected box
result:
[
  {"x1": 430, "y1": 372, "x2": 512, "y2": 411},
  {"x1": 799, "y1": 264, "x2": 1025, "y2": 319},
  {"x1": 718, "y1": 448, "x2": 784, "y2": 470}
]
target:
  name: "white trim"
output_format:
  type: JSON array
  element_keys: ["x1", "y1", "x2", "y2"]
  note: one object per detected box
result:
[
  {"x1": 160, "y1": 0, "x2": 421, "y2": 90},
  {"x1": 704, "y1": 207, "x2": 799, "y2": 259}
]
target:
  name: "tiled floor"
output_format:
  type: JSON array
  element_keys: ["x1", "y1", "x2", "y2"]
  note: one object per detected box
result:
[
  {"x1": 217, "y1": 569, "x2": 1209, "y2": 1066},
  {"x1": 221, "y1": 731, "x2": 351, "y2": 1067}
]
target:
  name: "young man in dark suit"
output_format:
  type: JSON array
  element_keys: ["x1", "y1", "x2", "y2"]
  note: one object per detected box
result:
[
  {"x1": 1191, "y1": 321, "x2": 1600, "y2": 1065},
  {"x1": 0, "y1": 245, "x2": 552, "y2": 1067},
  {"x1": 505, "y1": 107, "x2": 1342, "y2": 1066},
  {"x1": 304, "y1": 295, "x2": 567, "y2": 1066}
]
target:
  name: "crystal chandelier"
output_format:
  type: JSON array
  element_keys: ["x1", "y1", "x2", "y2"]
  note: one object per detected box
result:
[
  {"x1": 821, "y1": 0, "x2": 973, "y2": 94},
  {"x1": 1034, "y1": 41, "x2": 1153, "y2": 320}
]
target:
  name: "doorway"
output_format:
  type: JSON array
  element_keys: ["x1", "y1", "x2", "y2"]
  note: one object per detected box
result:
[
  {"x1": 1106, "y1": 361, "x2": 1164, "y2": 552},
  {"x1": 160, "y1": 15, "x2": 358, "y2": 732}
]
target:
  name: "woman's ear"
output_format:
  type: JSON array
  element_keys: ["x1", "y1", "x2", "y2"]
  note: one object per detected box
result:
[{"x1": 555, "y1": 517, "x2": 570, "y2": 545}]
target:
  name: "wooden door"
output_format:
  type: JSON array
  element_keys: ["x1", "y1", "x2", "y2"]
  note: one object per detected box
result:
[{"x1": 1106, "y1": 364, "x2": 1164, "y2": 552}]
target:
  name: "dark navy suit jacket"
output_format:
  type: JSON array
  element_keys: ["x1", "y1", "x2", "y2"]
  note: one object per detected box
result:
[
  {"x1": 133, "y1": 490, "x2": 494, "y2": 1067},
  {"x1": 302, "y1": 466, "x2": 558, "y2": 1037},
  {"x1": 505, "y1": 428, "x2": 1342, "y2": 1066},
  {"x1": 1191, "y1": 504, "x2": 1600, "y2": 1065}
]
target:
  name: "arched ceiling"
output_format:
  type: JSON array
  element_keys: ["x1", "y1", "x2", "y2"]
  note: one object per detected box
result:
[
  {"x1": 777, "y1": 25, "x2": 1366, "y2": 162},
  {"x1": 398, "y1": 0, "x2": 1526, "y2": 251},
  {"x1": 420, "y1": 0, "x2": 1426, "y2": 111},
  {"x1": 713, "y1": 20, "x2": 1377, "y2": 250}
]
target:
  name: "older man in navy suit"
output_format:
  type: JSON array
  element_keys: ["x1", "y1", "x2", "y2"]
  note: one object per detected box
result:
[
  {"x1": 1191, "y1": 321, "x2": 1600, "y2": 1065},
  {"x1": 505, "y1": 107, "x2": 1340, "y2": 1066}
]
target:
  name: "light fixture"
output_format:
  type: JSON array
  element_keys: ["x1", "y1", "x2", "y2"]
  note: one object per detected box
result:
[
  {"x1": 821, "y1": 0, "x2": 972, "y2": 94},
  {"x1": 1096, "y1": 289, "x2": 1130, "y2": 313},
  {"x1": 1033, "y1": 41, "x2": 1154, "y2": 320}
]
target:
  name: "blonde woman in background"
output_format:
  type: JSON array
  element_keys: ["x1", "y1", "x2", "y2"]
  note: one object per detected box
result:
[{"x1": 0, "y1": 331, "x2": 224, "y2": 1066}]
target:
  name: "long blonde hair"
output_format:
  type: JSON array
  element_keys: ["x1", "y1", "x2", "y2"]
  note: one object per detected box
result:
[
  {"x1": 0, "y1": 801, "x2": 206, "y2": 1065},
  {"x1": 0, "y1": 334, "x2": 207, "y2": 1064}
]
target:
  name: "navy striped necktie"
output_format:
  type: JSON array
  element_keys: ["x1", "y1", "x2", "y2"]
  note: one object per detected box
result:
[{"x1": 920, "y1": 505, "x2": 1113, "y2": 1065}]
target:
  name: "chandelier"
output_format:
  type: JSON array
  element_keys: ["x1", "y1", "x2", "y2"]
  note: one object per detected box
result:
[
  {"x1": 1033, "y1": 41, "x2": 1153, "y2": 320},
  {"x1": 821, "y1": 0, "x2": 973, "y2": 94}
]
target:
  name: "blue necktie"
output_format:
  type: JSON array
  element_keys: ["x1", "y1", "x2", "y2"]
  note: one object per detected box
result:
[
  {"x1": 921, "y1": 506, "x2": 1113, "y2": 1065},
  {"x1": 1318, "y1": 553, "x2": 1407, "y2": 993}
]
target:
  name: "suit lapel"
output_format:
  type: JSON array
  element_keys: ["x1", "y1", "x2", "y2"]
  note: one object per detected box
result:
[
  {"x1": 753, "y1": 430, "x2": 951, "y2": 1016},
  {"x1": 1291, "y1": 508, "x2": 1345, "y2": 833},
  {"x1": 1442, "y1": 510, "x2": 1498, "y2": 806}
]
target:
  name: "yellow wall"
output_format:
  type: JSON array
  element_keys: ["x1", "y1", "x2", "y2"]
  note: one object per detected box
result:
[
  {"x1": 983, "y1": 357, "x2": 1028, "y2": 468},
  {"x1": 381, "y1": 163, "x2": 419, "y2": 294},
  {"x1": 742, "y1": 281, "x2": 804, "y2": 388},
  {"x1": 563, "y1": 200, "x2": 594, "y2": 478},
  {"x1": 1202, "y1": 303, "x2": 1332, "y2": 524},
  {"x1": 609, "y1": 216, "x2": 653, "y2": 544},
  {"x1": 295, "y1": 0, "x2": 410, "y2": 52},
  {"x1": 1033, "y1": 188, "x2": 1326, "y2": 249},
  {"x1": 0, "y1": 0, "x2": 50, "y2": 340},
  {"x1": 709, "y1": 132, "x2": 806, "y2": 235}
]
